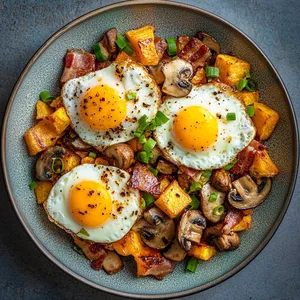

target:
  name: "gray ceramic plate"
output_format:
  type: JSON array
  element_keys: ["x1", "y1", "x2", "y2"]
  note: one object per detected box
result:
[{"x1": 1, "y1": 1, "x2": 299, "y2": 299}]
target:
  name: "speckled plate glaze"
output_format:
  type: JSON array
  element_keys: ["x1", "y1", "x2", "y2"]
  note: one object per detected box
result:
[{"x1": 1, "y1": 1, "x2": 299, "y2": 299}]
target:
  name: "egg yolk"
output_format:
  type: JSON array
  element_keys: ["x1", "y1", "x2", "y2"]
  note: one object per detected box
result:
[
  {"x1": 173, "y1": 106, "x2": 218, "y2": 151},
  {"x1": 69, "y1": 180, "x2": 112, "y2": 228},
  {"x1": 80, "y1": 85, "x2": 127, "y2": 130}
]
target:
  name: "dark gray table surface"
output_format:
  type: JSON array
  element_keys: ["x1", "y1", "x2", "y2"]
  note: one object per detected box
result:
[{"x1": 1, "y1": 0, "x2": 299, "y2": 299}]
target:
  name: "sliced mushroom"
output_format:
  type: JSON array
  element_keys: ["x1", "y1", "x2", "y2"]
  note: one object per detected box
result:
[
  {"x1": 36, "y1": 146, "x2": 67, "y2": 181},
  {"x1": 104, "y1": 143, "x2": 134, "y2": 169},
  {"x1": 195, "y1": 31, "x2": 220, "y2": 63},
  {"x1": 201, "y1": 183, "x2": 226, "y2": 223},
  {"x1": 211, "y1": 169, "x2": 231, "y2": 192},
  {"x1": 162, "y1": 58, "x2": 193, "y2": 97},
  {"x1": 149, "y1": 146, "x2": 162, "y2": 164},
  {"x1": 62, "y1": 132, "x2": 92, "y2": 151},
  {"x1": 205, "y1": 226, "x2": 240, "y2": 251},
  {"x1": 99, "y1": 28, "x2": 118, "y2": 60},
  {"x1": 102, "y1": 251, "x2": 124, "y2": 275},
  {"x1": 156, "y1": 159, "x2": 177, "y2": 175},
  {"x1": 228, "y1": 175, "x2": 272, "y2": 209},
  {"x1": 147, "y1": 60, "x2": 170, "y2": 85},
  {"x1": 133, "y1": 207, "x2": 176, "y2": 250},
  {"x1": 177, "y1": 210, "x2": 206, "y2": 251},
  {"x1": 162, "y1": 238, "x2": 187, "y2": 262}
]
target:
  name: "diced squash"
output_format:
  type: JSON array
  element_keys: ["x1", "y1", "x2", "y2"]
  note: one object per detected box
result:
[
  {"x1": 249, "y1": 149, "x2": 279, "y2": 178},
  {"x1": 115, "y1": 51, "x2": 131, "y2": 63},
  {"x1": 95, "y1": 157, "x2": 109, "y2": 166},
  {"x1": 238, "y1": 90, "x2": 259, "y2": 106},
  {"x1": 155, "y1": 180, "x2": 192, "y2": 218},
  {"x1": 36, "y1": 100, "x2": 54, "y2": 120},
  {"x1": 160, "y1": 178, "x2": 171, "y2": 193},
  {"x1": 215, "y1": 54, "x2": 250, "y2": 86},
  {"x1": 62, "y1": 152, "x2": 81, "y2": 173},
  {"x1": 232, "y1": 215, "x2": 252, "y2": 232},
  {"x1": 43, "y1": 107, "x2": 71, "y2": 135},
  {"x1": 126, "y1": 25, "x2": 159, "y2": 66},
  {"x1": 188, "y1": 243, "x2": 217, "y2": 261},
  {"x1": 243, "y1": 209, "x2": 254, "y2": 215},
  {"x1": 81, "y1": 157, "x2": 95, "y2": 164},
  {"x1": 191, "y1": 68, "x2": 207, "y2": 85},
  {"x1": 34, "y1": 181, "x2": 53, "y2": 205},
  {"x1": 252, "y1": 102, "x2": 279, "y2": 141},
  {"x1": 50, "y1": 96, "x2": 63, "y2": 108}
]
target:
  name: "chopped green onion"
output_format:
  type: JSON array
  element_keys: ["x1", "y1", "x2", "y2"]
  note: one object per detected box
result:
[
  {"x1": 141, "y1": 198, "x2": 146, "y2": 209},
  {"x1": 139, "y1": 134, "x2": 147, "y2": 144},
  {"x1": 51, "y1": 157, "x2": 65, "y2": 174},
  {"x1": 137, "y1": 151, "x2": 150, "y2": 163},
  {"x1": 236, "y1": 78, "x2": 248, "y2": 91},
  {"x1": 73, "y1": 245, "x2": 84, "y2": 255},
  {"x1": 209, "y1": 191, "x2": 218, "y2": 202},
  {"x1": 138, "y1": 115, "x2": 148, "y2": 125},
  {"x1": 245, "y1": 71, "x2": 251, "y2": 78},
  {"x1": 144, "y1": 138, "x2": 156, "y2": 152},
  {"x1": 142, "y1": 192, "x2": 156, "y2": 206},
  {"x1": 126, "y1": 91, "x2": 137, "y2": 101},
  {"x1": 92, "y1": 43, "x2": 107, "y2": 62},
  {"x1": 224, "y1": 158, "x2": 237, "y2": 171},
  {"x1": 77, "y1": 228, "x2": 90, "y2": 238},
  {"x1": 190, "y1": 195, "x2": 200, "y2": 210},
  {"x1": 205, "y1": 66, "x2": 219, "y2": 78},
  {"x1": 188, "y1": 182, "x2": 202, "y2": 194},
  {"x1": 247, "y1": 105, "x2": 255, "y2": 117},
  {"x1": 166, "y1": 38, "x2": 177, "y2": 56},
  {"x1": 156, "y1": 111, "x2": 169, "y2": 124},
  {"x1": 186, "y1": 257, "x2": 199, "y2": 273},
  {"x1": 213, "y1": 205, "x2": 225, "y2": 216},
  {"x1": 149, "y1": 168, "x2": 158, "y2": 177},
  {"x1": 226, "y1": 112, "x2": 236, "y2": 121},
  {"x1": 245, "y1": 78, "x2": 258, "y2": 92},
  {"x1": 123, "y1": 44, "x2": 134, "y2": 55},
  {"x1": 39, "y1": 91, "x2": 55, "y2": 103},
  {"x1": 88, "y1": 152, "x2": 97, "y2": 159},
  {"x1": 115, "y1": 34, "x2": 128, "y2": 49},
  {"x1": 200, "y1": 170, "x2": 212, "y2": 184},
  {"x1": 29, "y1": 181, "x2": 38, "y2": 190}
]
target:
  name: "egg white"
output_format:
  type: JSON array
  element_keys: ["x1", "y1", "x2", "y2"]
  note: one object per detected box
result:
[
  {"x1": 154, "y1": 83, "x2": 256, "y2": 170},
  {"x1": 44, "y1": 164, "x2": 141, "y2": 243}
]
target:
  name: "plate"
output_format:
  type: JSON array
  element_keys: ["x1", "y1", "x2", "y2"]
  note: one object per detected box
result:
[{"x1": 1, "y1": 1, "x2": 299, "y2": 299}]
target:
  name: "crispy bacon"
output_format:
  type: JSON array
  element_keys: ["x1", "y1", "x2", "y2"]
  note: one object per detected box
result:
[
  {"x1": 130, "y1": 163, "x2": 160, "y2": 195},
  {"x1": 177, "y1": 35, "x2": 190, "y2": 52},
  {"x1": 178, "y1": 165, "x2": 201, "y2": 181},
  {"x1": 95, "y1": 61, "x2": 110, "y2": 71},
  {"x1": 222, "y1": 208, "x2": 244, "y2": 234},
  {"x1": 61, "y1": 49, "x2": 95, "y2": 83},
  {"x1": 155, "y1": 37, "x2": 168, "y2": 60}
]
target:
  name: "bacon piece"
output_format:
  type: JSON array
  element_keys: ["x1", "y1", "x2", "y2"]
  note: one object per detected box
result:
[
  {"x1": 61, "y1": 49, "x2": 95, "y2": 83},
  {"x1": 130, "y1": 163, "x2": 160, "y2": 195},
  {"x1": 155, "y1": 37, "x2": 168, "y2": 61},
  {"x1": 222, "y1": 208, "x2": 244, "y2": 234},
  {"x1": 190, "y1": 44, "x2": 211, "y2": 69},
  {"x1": 177, "y1": 35, "x2": 190, "y2": 52},
  {"x1": 178, "y1": 165, "x2": 201, "y2": 181},
  {"x1": 95, "y1": 61, "x2": 110, "y2": 71}
]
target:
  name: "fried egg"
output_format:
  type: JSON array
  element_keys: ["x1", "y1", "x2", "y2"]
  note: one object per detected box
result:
[
  {"x1": 62, "y1": 61, "x2": 161, "y2": 150},
  {"x1": 154, "y1": 83, "x2": 256, "y2": 170},
  {"x1": 44, "y1": 164, "x2": 141, "y2": 243}
]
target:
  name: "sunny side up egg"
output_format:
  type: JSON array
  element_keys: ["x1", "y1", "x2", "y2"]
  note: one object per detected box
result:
[
  {"x1": 44, "y1": 164, "x2": 141, "y2": 243},
  {"x1": 62, "y1": 61, "x2": 161, "y2": 150},
  {"x1": 154, "y1": 83, "x2": 256, "y2": 170}
]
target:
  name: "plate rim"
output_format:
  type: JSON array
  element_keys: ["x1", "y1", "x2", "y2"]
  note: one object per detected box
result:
[{"x1": 1, "y1": 0, "x2": 299, "y2": 299}]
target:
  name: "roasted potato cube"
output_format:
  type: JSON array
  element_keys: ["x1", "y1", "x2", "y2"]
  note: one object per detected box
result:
[
  {"x1": 36, "y1": 100, "x2": 54, "y2": 120},
  {"x1": 249, "y1": 149, "x2": 279, "y2": 178},
  {"x1": 49, "y1": 96, "x2": 63, "y2": 108},
  {"x1": 160, "y1": 178, "x2": 171, "y2": 193},
  {"x1": 215, "y1": 54, "x2": 250, "y2": 86},
  {"x1": 62, "y1": 152, "x2": 81, "y2": 173},
  {"x1": 81, "y1": 157, "x2": 95, "y2": 164},
  {"x1": 232, "y1": 215, "x2": 252, "y2": 232},
  {"x1": 238, "y1": 90, "x2": 259, "y2": 106},
  {"x1": 115, "y1": 51, "x2": 132, "y2": 63},
  {"x1": 126, "y1": 25, "x2": 159, "y2": 66},
  {"x1": 252, "y1": 102, "x2": 279, "y2": 140},
  {"x1": 95, "y1": 157, "x2": 109, "y2": 166},
  {"x1": 191, "y1": 68, "x2": 207, "y2": 85},
  {"x1": 188, "y1": 243, "x2": 217, "y2": 261},
  {"x1": 34, "y1": 181, "x2": 53, "y2": 204},
  {"x1": 44, "y1": 107, "x2": 71, "y2": 135},
  {"x1": 155, "y1": 180, "x2": 192, "y2": 218}
]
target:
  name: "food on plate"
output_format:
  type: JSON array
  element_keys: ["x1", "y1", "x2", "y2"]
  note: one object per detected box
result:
[{"x1": 25, "y1": 25, "x2": 280, "y2": 279}]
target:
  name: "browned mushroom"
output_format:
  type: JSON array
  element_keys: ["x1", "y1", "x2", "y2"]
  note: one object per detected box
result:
[
  {"x1": 102, "y1": 251, "x2": 124, "y2": 275},
  {"x1": 156, "y1": 159, "x2": 177, "y2": 174},
  {"x1": 147, "y1": 59, "x2": 170, "y2": 85},
  {"x1": 62, "y1": 131, "x2": 92, "y2": 151},
  {"x1": 162, "y1": 238, "x2": 187, "y2": 262},
  {"x1": 200, "y1": 183, "x2": 226, "y2": 223},
  {"x1": 228, "y1": 175, "x2": 272, "y2": 209},
  {"x1": 103, "y1": 143, "x2": 134, "y2": 169},
  {"x1": 162, "y1": 58, "x2": 193, "y2": 97},
  {"x1": 177, "y1": 210, "x2": 206, "y2": 251},
  {"x1": 211, "y1": 169, "x2": 231, "y2": 192},
  {"x1": 149, "y1": 146, "x2": 163, "y2": 164},
  {"x1": 98, "y1": 28, "x2": 118, "y2": 60},
  {"x1": 133, "y1": 207, "x2": 176, "y2": 250}
]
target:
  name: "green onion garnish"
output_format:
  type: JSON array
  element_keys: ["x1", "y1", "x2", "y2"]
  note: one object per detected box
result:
[
  {"x1": 245, "y1": 78, "x2": 258, "y2": 92},
  {"x1": 77, "y1": 228, "x2": 90, "y2": 237},
  {"x1": 73, "y1": 245, "x2": 84, "y2": 255},
  {"x1": 226, "y1": 112, "x2": 236, "y2": 121},
  {"x1": 137, "y1": 151, "x2": 150, "y2": 163},
  {"x1": 149, "y1": 168, "x2": 158, "y2": 177},
  {"x1": 143, "y1": 192, "x2": 156, "y2": 206},
  {"x1": 51, "y1": 157, "x2": 65, "y2": 174},
  {"x1": 126, "y1": 91, "x2": 137, "y2": 101},
  {"x1": 190, "y1": 195, "x2": 200, "y2": 210},
  {"x1": 224, "y1": 158, "x2": 237, "y2": 171},
  {"x1": 236, "y1": 78, "x2": 248, "y2": 91},
  {"x1": 138, "y1": 115, "x2": 148, "y2": 125},
  {"x1": 141, "y1": 198, "x2": 146, "y2": 209},
  {"x1": 247, "y1": 105, "x2": 255, "y2": 117},
  {"x1": 186, "y1": 257, "x2": 199, "y2": 273},
  {"x1": 245, "y1": 71, "x2": 251, "y2": 78},
  {"x1": 144, "y1": 138, "x2": 156, "y2": 152},
  {"x1": 116, "y1": 34, "x2": 128, "y2": 49},
  {"x1": 92, "y1": 43, "x2": 107, "y2": 62},
  {"x1": 209, "y1": 191, "x2": 218, "y2": 202},
  {"x1": 200, "y1": 170, "x2": 212, "y2": 184},
  {"x1": 166, "y1": 38, "x2": 177, "y2": 56},
  {"x1": 156, "y1": 111, "x2": 169, "y2": 124},
  {"x1": 139, "y1": 134, "x2": 147, "y2": 144},
  {"x1": 123, "y1": 44, "x2": 134, "y2": 55},
  {"x1": 205, "y1": 66, "x2": 219, "y2": 78},
  {"x1": 213, "y1": 205, "x2": 225, "y2": 216},
  {"x1": 188, "y1": 182, "x2": 202, "y2": 194},
  {"x1": 88, "y1": 152, "x2": 97, "y2": 159},
  {"x1": 29, "y1": 181, "x2": 38, "y2": 190},
  {"x1": 39, "y1": 91, "x2": 55, "y2": 103}
]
